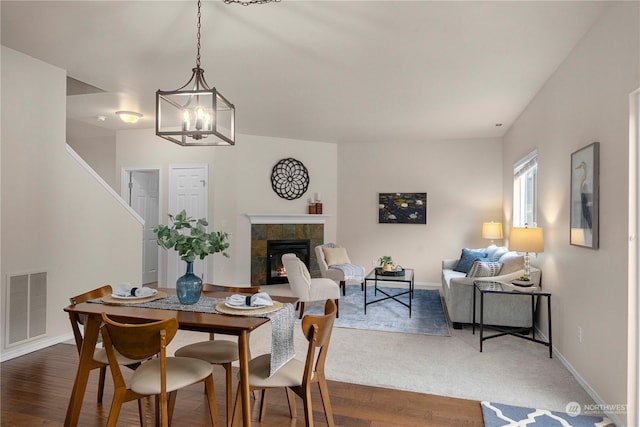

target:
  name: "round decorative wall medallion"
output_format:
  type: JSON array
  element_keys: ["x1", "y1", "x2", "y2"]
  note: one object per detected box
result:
[{"x1": 271, "y1": 158, "x2": 309, "y2": 200}]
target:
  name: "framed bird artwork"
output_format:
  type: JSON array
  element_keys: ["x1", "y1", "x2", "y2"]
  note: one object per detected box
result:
[{"x1": 570, "y1": 142, "x2": 599, "y2": 249}]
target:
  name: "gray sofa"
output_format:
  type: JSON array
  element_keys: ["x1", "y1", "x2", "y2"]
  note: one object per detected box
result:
[{"x1": 441, "y1": 245, "x2": 541, "y2": 329}]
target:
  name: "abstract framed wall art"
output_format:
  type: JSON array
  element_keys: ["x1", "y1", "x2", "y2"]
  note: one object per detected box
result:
[
  {"x1": 570, "y1": 142, "x2": 599, "y2": 248},
  {"x1": 378, "y1": 192, "x2": 427, "y2": 224}
]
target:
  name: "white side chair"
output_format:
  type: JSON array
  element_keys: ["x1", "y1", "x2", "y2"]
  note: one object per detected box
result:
[
  {"x1": 267, "y1": 253, "x2": 340, "y2": 319},
  {"x1": 315, "y1": 243, "x2": 365, "y2": 296}
]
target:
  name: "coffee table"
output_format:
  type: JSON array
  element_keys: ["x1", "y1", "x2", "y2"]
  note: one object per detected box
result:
[{"x1": 364, "y1": 268, "x2": 414, "y2": 317}]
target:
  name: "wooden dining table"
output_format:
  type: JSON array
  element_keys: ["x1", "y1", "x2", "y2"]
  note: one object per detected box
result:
[{"x1": 63, "y1": 287, "x2": 297, "y2": 427}]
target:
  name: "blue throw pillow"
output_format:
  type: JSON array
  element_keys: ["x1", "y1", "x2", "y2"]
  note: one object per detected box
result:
[{"x1": 454, "y1": 249, "x2": 488, "y2": 273}]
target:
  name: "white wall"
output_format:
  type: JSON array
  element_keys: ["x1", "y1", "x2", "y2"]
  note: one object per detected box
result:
[
  {"x1": 0, "y1": 47, "x2": 142, "y2": 360},
  {"x1": 502, "y1": 3, "x2": 639, "y2": 424},
  {"x1": 337, "y1": 138, "x2": 504, "y2": 284},
  {"x1": 115, "y1": 130, "x2": 338, "y2": 286},
  {"x1": 66, "y1": 118, "x2": 117, "y2": 189}
]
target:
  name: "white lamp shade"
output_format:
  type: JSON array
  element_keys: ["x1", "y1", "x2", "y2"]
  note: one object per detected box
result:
[
  {"x1": 509, "y1": 227, "x2": 544, "y2": 253},
  {"x1": 482, "y1": 222, "x2": 503, "y2": 240}
]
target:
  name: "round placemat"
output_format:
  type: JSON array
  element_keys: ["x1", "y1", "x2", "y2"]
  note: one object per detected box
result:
[
  {"x1": 102, "y1": 291, "x2": 168, "y2": 305},
  {"x1": 215, "y1": 301, "x2": 283, "y2": 316}
]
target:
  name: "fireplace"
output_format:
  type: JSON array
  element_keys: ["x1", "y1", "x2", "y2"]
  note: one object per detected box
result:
[
  {"x1": 248, "y1": 214, "x2": 326, "y2": 286},
  {"x1": 266, "y1": 239, "x2": 310, "y2": 285}
]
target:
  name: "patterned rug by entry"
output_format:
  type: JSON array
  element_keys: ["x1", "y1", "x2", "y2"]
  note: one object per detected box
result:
[
  {"x1": 481, "y1": 401, "x2": 614, "y2": 427},
  {"x1": 298, "y1": 285, "x2": 451, "y2": 337}
]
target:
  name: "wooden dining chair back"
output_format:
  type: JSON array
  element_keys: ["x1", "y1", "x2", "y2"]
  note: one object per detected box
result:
[
  {"x1": 101, "y1": 313, "x2": 220, "y2": 427},
  {"x1": 175, "y1": 283, "x2": 261, "y2": 427},
  {"x1": 300, "y1": 299, "x2": 337, "y2": 390},
  {"x1": 68, "y1": 285, "x2": 143, "y2": 403},
  {"x1": 232, "y1": 299, "x2": 338, "y2": 427},
  {"x1": 68, "y1": 285, "x2": 112, "y2": 355}
]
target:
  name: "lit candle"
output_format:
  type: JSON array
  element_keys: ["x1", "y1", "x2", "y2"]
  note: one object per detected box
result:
[
  {"x1": 195, "y1": 107, "x2": 204, "y2": 131},
  {"x1": 182, "y1": 110, "x2": 190, "y2": 131}
]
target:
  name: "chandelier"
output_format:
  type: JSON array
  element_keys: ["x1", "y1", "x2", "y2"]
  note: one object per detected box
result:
[
  {"x1": 155, "y1": 0, "x2": 280, "y2": 146},
  {"x1": 154, "y1": 1, "x2": 223, "y2": 146},
  {"x1": 156, "y1": 0, "x2": 279, "y2": 146}
]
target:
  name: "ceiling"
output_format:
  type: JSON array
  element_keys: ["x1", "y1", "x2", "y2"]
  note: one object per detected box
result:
[{"x1": 1, "y1": 1, "x2": 608, "y2": 144}]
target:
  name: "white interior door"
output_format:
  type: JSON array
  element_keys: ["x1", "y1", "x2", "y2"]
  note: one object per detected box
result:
[
  {"x1": 168, "y1": 165, "x2": 208, "y2": 287},
  {"x1": 130, "y1": 171, "x2": 160, "y2": 284},
  {"x1": 122, "y1": 169, "x2": 160, "y2": 285}
]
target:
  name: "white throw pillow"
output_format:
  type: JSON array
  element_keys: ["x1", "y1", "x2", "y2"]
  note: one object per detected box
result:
[
  {"x1": 486, "y1": 245, "x2": 508, "y2": 259},
  {"x1": 499, "y1": 252, "x2": 525, "y2": 274},
  {"x1": 467, "y1": 261, "x2": 504, "y2": 278},
  {"x1": 322, "y1": 247, "x2": 351, "y2": 266}
]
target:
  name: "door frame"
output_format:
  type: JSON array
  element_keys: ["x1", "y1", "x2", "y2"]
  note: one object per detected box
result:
[{"x1": 120, "y1": 166, "x2": 163, "y2": 285}]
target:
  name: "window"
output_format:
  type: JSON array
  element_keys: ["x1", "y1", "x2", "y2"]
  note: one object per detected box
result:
[{"x1": 513, "y1": 150, "x2": 538, "y2": 227}]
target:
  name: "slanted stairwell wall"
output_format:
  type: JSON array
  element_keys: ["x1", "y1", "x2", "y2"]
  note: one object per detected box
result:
[{"x1": 1, "y1": 47, "x2": 142, "y2": 361}]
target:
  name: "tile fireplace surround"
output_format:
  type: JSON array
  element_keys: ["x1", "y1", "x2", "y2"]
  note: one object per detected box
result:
[{"x1": 247, "y1": 214, "x2": 328, "y2": 287}]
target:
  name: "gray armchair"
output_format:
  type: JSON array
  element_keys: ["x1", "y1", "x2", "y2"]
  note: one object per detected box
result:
[{"x1": 315, "y1": 243, "x2": 365, "y2": 296}]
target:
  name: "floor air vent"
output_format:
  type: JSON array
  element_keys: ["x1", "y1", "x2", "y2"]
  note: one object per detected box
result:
[{"x1": 6, "y1": 271, "x2": 47, "y2": 346}]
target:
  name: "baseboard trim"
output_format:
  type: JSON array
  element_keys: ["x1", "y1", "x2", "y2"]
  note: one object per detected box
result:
[
  {"x1": 535, "y1": 327, "x2": 624, "y2": 426},
  {"x1": 0, "y1": 333, "x2": 75, "y2": 363}
]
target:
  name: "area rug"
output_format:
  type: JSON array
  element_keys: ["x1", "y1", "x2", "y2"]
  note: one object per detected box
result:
[
  {"x1": 481, "y1": 401, "x2": 614, "y2": 427},
  {"x1": 298, "y1": 285, "x2": 451, "y2": 336}
]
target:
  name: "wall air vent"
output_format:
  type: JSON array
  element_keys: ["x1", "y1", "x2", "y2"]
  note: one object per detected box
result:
[{"x1": 5, "y1": 271, "x2": 47, "y2": 347}]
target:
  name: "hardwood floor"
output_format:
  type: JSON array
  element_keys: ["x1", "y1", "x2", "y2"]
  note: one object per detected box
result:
[{"x1": 1, "y1": 344, "x2": 484, "y2": 426}]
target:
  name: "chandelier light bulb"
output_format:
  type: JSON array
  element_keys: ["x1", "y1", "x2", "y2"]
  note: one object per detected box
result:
[
  {"x1": 183, "y1": 110, "x2": 190, "y2": 131},
  {"x1": 195, "y1": 106, "x2": 205, "y2": 130}
]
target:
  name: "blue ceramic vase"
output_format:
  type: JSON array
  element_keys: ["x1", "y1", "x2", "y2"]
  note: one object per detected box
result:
[{"x1": 176, "y1": 261, "x2": 202, "y2": 305}]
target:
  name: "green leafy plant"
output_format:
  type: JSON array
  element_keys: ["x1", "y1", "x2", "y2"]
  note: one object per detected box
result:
[
  {"x1": 154, "y1": 210, "x2": 230, "y2": 262},
  {"x1": 518, "y1": 276, "x2": 531, "y2": 281},
  {"x1": 378, "y1": 256, "x2": 394, "y2": 266}
]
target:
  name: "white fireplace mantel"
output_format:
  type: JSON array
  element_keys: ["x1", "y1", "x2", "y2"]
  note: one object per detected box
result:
[{"x1": 246, "y1": 213, "x2": 329, "y2": 225}]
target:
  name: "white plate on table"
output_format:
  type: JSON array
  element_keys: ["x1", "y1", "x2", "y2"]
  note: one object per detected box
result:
[
  {"x1": 110, "y1": 292, "x2": 157, "y2": 300},
  {"x1": 224, "y1": 302, "x2": 266, "y2": 310}
]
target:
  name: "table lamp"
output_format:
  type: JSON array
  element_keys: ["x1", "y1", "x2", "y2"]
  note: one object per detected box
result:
[
  {"x1": 482, "y1": 222, "x2": 503, "y2": 244},
  {"x1": 509, "y1": 225, "x2": 544, "y2": 279}
]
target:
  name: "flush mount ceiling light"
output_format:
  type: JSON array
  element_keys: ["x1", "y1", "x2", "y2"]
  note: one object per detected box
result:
[
  {"x1": 156, "y1": 0, "x2": 279, "y2": 147},
  {"x1": 116, "y1": 111, "x2": 143, "y2": 124}
]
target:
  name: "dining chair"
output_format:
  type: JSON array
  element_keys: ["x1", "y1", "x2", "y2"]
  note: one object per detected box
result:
[
  {"x1": 68, "y1": 285, "x2": 144, "y2": 404},
  {"x1": 100, "y1": 313, "x2": 220, "y2": 427},
  {"x1": 315, "y1": 243, "x2": 365, "y2": 296},
  {"x1": 231, "y1": 299, "x2": 337, "y2": 427},
  {"x1": 174, "y1": 284, "x2": 261, "y2": 427},
  {"x1": 278, "y1": 253, "x2": 340, "y2": 319}
]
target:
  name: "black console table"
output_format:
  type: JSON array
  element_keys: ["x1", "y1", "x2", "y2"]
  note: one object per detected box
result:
[{"x1": 472, "y1": 280, "x2": 552, "y2": 358}]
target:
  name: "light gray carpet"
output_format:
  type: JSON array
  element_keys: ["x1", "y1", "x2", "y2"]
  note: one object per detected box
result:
[{"x1": 168, "y1": 286, "x2": 595, "y2": 413}]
